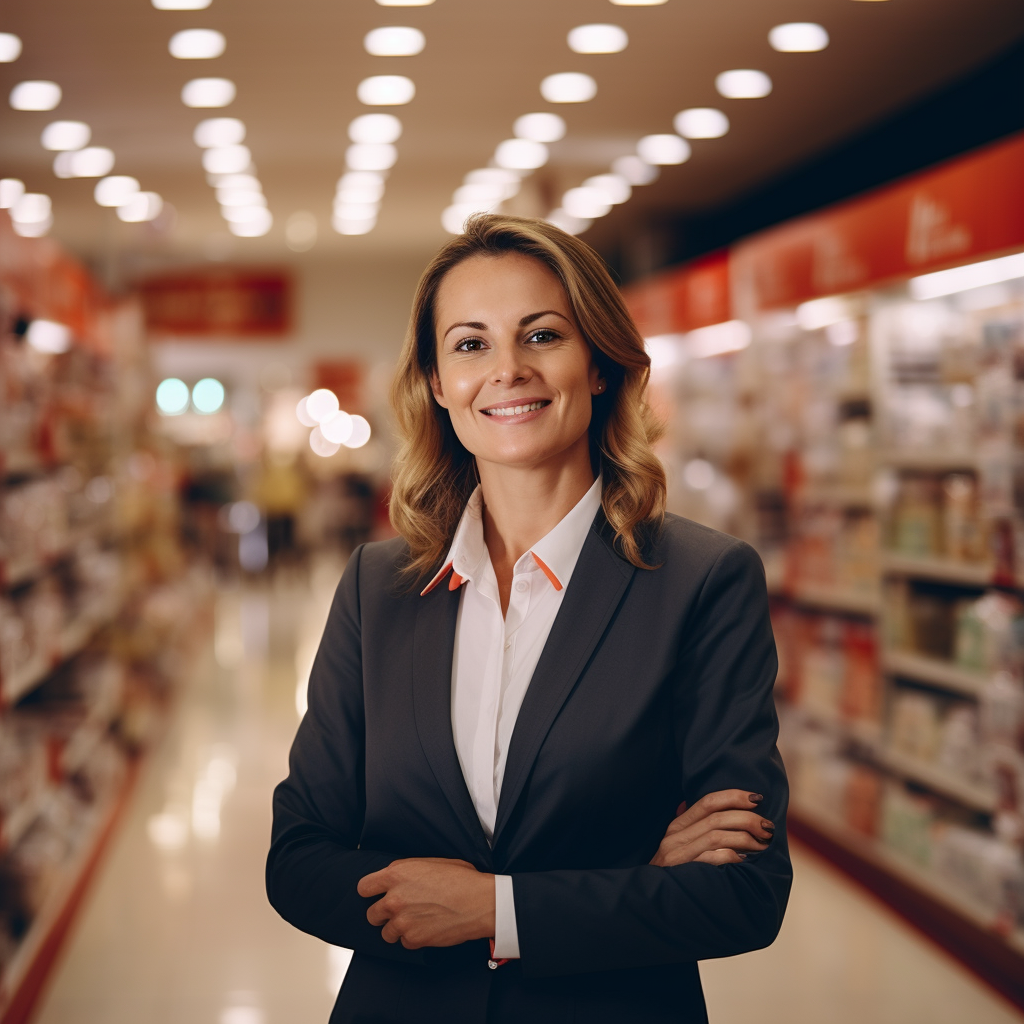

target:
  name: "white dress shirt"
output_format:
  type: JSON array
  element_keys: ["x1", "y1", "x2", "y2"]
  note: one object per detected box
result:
[{"x1": 419, "y1": 475, "x2": 603, "y2": 959}]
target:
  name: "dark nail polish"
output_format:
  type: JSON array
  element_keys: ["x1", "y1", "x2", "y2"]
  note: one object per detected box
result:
[
  {"x1": 749, "y1": 793, "x2": 764, "y2": 804},
  {"x1": 755, "y1": 835, "x2": 772, "y2": 844},
  {"x1": 761, "y1": 822, "x2": 775, "y2": 833}
]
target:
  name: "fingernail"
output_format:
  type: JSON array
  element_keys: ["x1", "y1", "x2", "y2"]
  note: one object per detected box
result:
[
  {"x1": 755, "y1": 835, "x2": 772, "y2": 845},
  {"x1": 761, "y1": 821, "x2": 775, "y2": 832},
  {"x1": 749, "y1": 793, "x2": 763, "y2": 804},
  {"x1": 738, "y1": 853, "x2": 747, "y2": 860}
]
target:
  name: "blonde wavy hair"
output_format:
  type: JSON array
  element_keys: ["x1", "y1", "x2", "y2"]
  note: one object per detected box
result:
[{"x1": 389, "y1": 213, "x2": 666, "y2": 579}]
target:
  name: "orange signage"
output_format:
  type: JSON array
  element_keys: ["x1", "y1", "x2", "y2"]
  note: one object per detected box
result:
[
  {"x1": 623, "y1": 250, "x2": 731, "y2": 335},
  {"x1": 731, "y1": 131, "x2": 1024, "y2": 311},
  {"x1": 141, "y1": 269, "x2": 291, "y2": 337}
]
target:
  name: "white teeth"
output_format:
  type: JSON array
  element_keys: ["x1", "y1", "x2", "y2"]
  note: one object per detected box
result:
[{"x1": 484, "y1": 401, "x2": 546, "y2": 417}]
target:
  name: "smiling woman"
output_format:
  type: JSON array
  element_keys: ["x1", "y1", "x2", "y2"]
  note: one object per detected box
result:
[{"x1": 267, "y1": 214, "x2": 791, "y2": 1024}]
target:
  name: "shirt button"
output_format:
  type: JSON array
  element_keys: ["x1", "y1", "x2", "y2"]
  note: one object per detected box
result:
[
  {"x1": 514, "y1": 580, "x2": 528, "y2": 593},
  {"x1": 488, "y1": 960, "x2": 499, "y2": 970}
]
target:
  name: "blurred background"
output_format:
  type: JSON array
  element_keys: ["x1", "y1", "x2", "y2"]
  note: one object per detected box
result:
[{"x1": 2, "y1": 0, "x2": 1024, "y2": 1021}]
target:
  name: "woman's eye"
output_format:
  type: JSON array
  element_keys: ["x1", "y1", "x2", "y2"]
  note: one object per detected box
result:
[
  {"x1": 454, "y1": 338, "x2": 484, "y2": 352},
  {"x1": 529, "y1": 329, "x2": 559, "y2": 344}
]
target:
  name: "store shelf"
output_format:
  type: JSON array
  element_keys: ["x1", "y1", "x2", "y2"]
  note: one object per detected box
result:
[
  {"x1": 787, "y1": 582, "x2": 881, "y2": 617},
  {"x1": 881, "y1": 649, "x2": 990, "y2": 698},
  {"x1": 795, "y1": 482, "x2": 876, "y2": 508},
  {"x1": 0, "y1": 762, "x2": 138, "y2": 1024},
  {"x1": 880, "y1": 553, "x2": 993, "y2": 587},
  {"x1": 795, "y1": 704, "x2": 882, "y2": 747},
  {"x1": 873, "y1": 746, "x2": 998, "y2": 813},
  {"x1": 0, "y1": 592, "x2": 123, "y2": 706},
  {"x1": 0, "y1": 788, "x2": 55, "y2": 854},
  {"x1": 0, "y1": 520, "x2": 112, "y2": 591},
  {"x1": 789, "y1": 801, "x2": 1024, "y2": 1009},
  {"x1": 877, "y1": 449, "x2": 980, "y2": 472}
]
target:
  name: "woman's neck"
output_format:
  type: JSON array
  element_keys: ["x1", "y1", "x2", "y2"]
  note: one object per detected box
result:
[{"x1": 477, "y1": 439, "x2": 595, "y2": 584}]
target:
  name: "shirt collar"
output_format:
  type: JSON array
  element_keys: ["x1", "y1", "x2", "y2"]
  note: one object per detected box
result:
[{"x1": 420, "y1": 475, "x2": 603, "y2": 597}]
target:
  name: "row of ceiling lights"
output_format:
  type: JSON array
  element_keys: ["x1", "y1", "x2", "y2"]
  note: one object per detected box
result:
[
  {"x1": 439, "y1": 17, "x2": 834, "y2": 236},
  {"x1": 549, "y1": 21, "x2": 831, "y2": 232}
]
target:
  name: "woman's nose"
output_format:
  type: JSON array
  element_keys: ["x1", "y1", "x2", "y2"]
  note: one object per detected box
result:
[{"x1": 491, "y1": 344, "x2": 531, "y2": 385}]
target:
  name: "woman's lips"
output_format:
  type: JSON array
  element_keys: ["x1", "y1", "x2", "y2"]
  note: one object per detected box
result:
[{"x1": 480, "y1": 399, "x2": 551, "y2": 418}]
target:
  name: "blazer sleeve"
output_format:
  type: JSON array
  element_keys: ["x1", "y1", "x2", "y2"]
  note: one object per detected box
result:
[
  {"x1": 265, "y1": 545, "x2": 426, "y2": 965},
  {"x1": 511, "y1": 539, "x2": 792, "y2": 978}
]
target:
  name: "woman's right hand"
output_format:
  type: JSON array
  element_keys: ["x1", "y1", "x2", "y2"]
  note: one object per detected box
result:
[{"x1": 650, "y1": 790, "x2": 774, "y2": 868}]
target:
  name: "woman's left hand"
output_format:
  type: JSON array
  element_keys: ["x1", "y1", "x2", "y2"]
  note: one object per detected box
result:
[{"x1": 357, "y1": 858, "x2": 496, "y2": 949}]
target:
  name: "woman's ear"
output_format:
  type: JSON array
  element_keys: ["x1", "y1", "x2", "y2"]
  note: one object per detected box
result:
[
  {"x1": 429, "y1": 370, "x2": 449, "y2": 409},
  {"x1": 589, "y1": 362, "x2": 604, "y2": 395}
]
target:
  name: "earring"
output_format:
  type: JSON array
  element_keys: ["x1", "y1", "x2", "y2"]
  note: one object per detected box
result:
[{"x1": 596, "y1": 382, "x2": 605, "y2": 393}]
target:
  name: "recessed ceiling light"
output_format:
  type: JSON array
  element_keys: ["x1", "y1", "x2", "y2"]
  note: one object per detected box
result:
[
  {"x1": 41, "y1": 120, "x2": 91, "y2": 151},
  {"x1": 465, "y1": 167, "x2": 520, "y2": 188},
  {"x1": 0, "y1": 179, "x2": 25, "y2": 208},
  {"x1": 452, "y1": 184, "x2": 503, "y2": 211},
  {"x1": 546, "y1": 208, "x2": 591, "y2": 234},
  {"x1": 674, "y1": 107, "x2": 729, "y2": 139},
  {"x1": 334, "y1": 211, "x2": 376, "y2": 235},
  {"x1": 0, "y1": 33, "x2": 22, "y2": 62},
  {"x1": 540, "y1": 72, "x2": 597, "y2": 103},
  {"x1": 213, "y1": 173, "x2": 261, "y2": 191},
  {"x1": 230, "y1": 210, "x2": 273, "y2": 237},
  {"x1": 334, "y1": 202, "x2": 379, "y2": 221},
  {"x1": 153, "y1": 0, "x2": 210, "y2": 7},
  {"x1": 583, "y1": 173, "x2": 631, "y2": 204},
  {"x1": 337, "y1": 179, "x2": 386, "y2": 204},
  {"x1": 94, "y1": 176, "x2": 140, "y2": 207},
  {"x1": 217, "y1": 189, "x2": 266, "y2": 207},
  {"x1": 53, "y1": 147, "x2": 115, "y2": 178},
  {"x1": 608, "y1": 0, "x2": 665, "y2": 5},
  {"x1": 10, "y1": 80, "x2": 61, "y2": 111},
  {"x1": 117, "y1": 192, "x2": 164, "y2": 222},
  {"x1": 194, "y1": 117, "x2": 245, "y2": 147},
  {"x1": 513, "y1": 112, "x2": 566, "y2": 143},
  {"x1": 567, "y1": 24, "x2": 628, "y2": 54},
  {"x1": 12, "y1": 192, "x2": 51, "y2": 225},
  {"x1": 562, "y1": 186, "x2": 611, "y2": 220},
  {"x1": 349, "y1": 113, "x2": 402, "y2": 144},
  {"x1": 202, "y1": 145, "x2": 251, "y2": 175},
  {"x1": 442, "y1": 204, "x2": 477, "y2": 235},
  {"x1": 364, "y1": 26, "x2": 425, "y2": 56},
  {"x1": 636, "y1": 134, "x2": 690, "y2": 165},
  {"x1": 716, "y1": 69, "x2": 772, "y2": 99},
  {"x1": 494, "y1": 138, "x2": 548, "y2": 171},
  {"x1": 181, "y1": 77, "x2": 236, "y2": 107},
  {"x1": 357, "y1": 75, "x2": 415, "y2": 106},
  {"x1": 169, "y1": 29, "x2": 226, "y2": 59},
  {"x1": 346, "y1": 142, "x2": 398, "y2": 171},
  {"x1": 769, "y1": 22, "x2": 829, "y2": 52},
  {"x1": 222, "y1": 204, "x2": 269, "y2": 224},
  {"x1": 612, "y1": 154, "x2": 659, "y2": 185},
  {"x1": 375, "y1": 0, "x2": 433, "y2": 5}
]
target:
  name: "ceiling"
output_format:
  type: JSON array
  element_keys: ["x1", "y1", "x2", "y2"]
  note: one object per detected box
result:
[{"x1": 2, "y1": 0, "x2": 1023, "y2": 275}]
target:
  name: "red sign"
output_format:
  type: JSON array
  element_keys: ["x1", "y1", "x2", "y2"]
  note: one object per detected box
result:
[
  {"x1": 623, "y1": 250, "x2": 731, "y2": 335},
  {"x1": 731, "y1": 131, "x2": 1024, "y2": 312},
  {"x1": 141, "y1": 269, "x2": 291, "y2": 337},
  {"x1": 314, "y1": 361, "x2": 364, "y2": 414}
]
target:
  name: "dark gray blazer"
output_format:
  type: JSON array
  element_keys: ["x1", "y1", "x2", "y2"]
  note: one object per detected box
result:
[{"x1": 267, "y1": 511, "x2": 791, "y2": 1024}]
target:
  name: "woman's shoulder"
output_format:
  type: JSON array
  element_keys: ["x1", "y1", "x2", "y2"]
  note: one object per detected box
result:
[
  {"x1": 350, "y1": 534, "x2": 413, "y2": 586},
  {"x1": 649, "y1": 513, "x2": 765, "y2": 579}
]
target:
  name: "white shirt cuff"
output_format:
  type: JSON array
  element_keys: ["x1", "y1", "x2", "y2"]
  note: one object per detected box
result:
[{"x1": 492, "y1": 874, "x2": 520, "y2": 959}]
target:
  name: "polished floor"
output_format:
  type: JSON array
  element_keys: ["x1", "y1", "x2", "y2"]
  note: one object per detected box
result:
[{"x1": 32, "y1": 564, "x2": 1024, "y2": 1024}]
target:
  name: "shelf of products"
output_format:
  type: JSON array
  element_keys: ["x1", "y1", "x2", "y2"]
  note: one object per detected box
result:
[
  {"x1": 0, "y1": 215, "x2": 210, "y2": 1024},
  {"x1": 629, "y1": 132, "x2": 1024, "y2": 1006}
]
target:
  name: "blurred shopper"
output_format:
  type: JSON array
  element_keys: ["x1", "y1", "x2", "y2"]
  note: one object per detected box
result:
[
  {"x1": 253, "y1": 453, "x2": 306, "y2": 565},
  {"x1": 267, "y1": 216, "x2": 790, "y2": 1023}
]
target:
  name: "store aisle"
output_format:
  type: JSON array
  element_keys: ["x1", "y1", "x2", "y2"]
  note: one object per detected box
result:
[{"x1": 30, "y1": 567, "x2": 1024, "y2": 1024}]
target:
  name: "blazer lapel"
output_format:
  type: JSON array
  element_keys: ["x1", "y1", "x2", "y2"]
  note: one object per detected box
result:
[
  {"x1": 492, "y1": 520, "x2": 635, "y2": 845},
  {"x1": 411, "y1": 583, "x2": 494, "y2": 862}
]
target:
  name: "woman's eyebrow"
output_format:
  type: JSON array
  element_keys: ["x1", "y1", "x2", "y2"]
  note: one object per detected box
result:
[
  {"x1": 519, "y1": 310, "x2": 572, "y2": 328},
  {"x1": 443, "y1": 320, "x2": 487, "y2": 339}
]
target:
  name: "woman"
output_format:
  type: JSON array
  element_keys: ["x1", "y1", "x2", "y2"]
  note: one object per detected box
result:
[{"x1": 267, "y1": 214, "x2": 791, "y2": 1024}]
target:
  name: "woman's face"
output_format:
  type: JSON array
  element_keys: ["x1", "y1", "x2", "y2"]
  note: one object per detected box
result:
[{"x1": 431, "y1": 253, "x2": 602, "y2": 473}]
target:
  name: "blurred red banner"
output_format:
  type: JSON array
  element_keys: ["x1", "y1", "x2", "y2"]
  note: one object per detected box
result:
[{"x1": 140, "y1": 269, "x2": 291, "y2": 337}]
